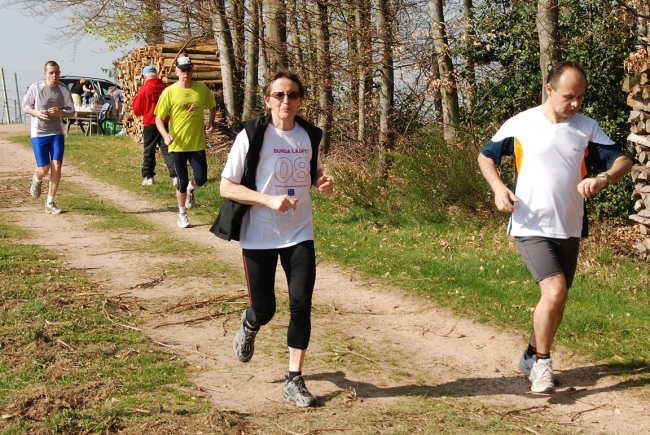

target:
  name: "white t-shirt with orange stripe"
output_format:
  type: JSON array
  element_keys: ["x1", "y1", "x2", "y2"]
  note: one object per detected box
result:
[{"x1": 481, "y1": 106, "x2": 623, "y2": 238}]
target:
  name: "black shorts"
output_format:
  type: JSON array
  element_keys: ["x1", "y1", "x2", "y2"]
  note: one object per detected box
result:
[{"x1": 514, "y1": 236, "x2": 580, "y2": 288}]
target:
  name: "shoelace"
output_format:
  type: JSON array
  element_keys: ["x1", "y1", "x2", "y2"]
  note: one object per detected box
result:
[
  {"x1": 292, "y1": 377, "x2": 312, "y2": 395},
  {"x1": 241, "y1": 328, "x2": 257, "y2": 351},
  {"x1": 535, "y1": 363, "x2": 553, "y2": 383}
]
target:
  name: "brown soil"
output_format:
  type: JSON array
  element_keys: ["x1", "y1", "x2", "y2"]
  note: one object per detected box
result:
[{"x1": 1, "y1": 123, "x2": 648, "y2": 434}]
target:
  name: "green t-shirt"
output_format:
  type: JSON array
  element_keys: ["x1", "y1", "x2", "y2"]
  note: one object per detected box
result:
[{"x1": 154, "y1": 81, "x2": 217, "y2": 152}]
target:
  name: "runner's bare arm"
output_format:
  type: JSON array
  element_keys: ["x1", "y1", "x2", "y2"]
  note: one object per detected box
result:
[
  {"x1": 220, "y1": 178, "x2": 298, "y2": 212},
  {"x1": 577, "y1": 155, "x2": 633, "y2": 198},
  {"x1": 312, "y1": 169, "x2": 334, "y2": 195},
  {"x1": 477, "y1": 153, "x2": 519, "y2": 213}
]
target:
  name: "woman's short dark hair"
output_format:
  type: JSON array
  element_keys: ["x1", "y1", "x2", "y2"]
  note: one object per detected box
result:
[
  {"x1": 547, "y1": 61, "x2": 586, "y2": 88},
  {"x1": 263, "y1": 70, "x2": 306, "y2": 98}
]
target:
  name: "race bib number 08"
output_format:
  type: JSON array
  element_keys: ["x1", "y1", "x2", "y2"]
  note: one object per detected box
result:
[{"x1": 275, "y1": 157, "x2": 310, "y2": 183}]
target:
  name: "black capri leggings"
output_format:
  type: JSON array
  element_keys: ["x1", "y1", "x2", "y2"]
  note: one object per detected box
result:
[
  {"x1": 171, "y1": 150, "x2": 208, "y2": 193},
  {"x1": 242, "y1": 240, "x2": 316, "y2": 350}
]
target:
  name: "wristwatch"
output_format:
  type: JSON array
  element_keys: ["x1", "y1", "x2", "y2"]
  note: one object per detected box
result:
[{"x1": 596, "y1": 171, "x2": 611, "y2": 186}]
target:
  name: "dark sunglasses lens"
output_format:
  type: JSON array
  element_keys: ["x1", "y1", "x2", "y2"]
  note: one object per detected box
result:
[{"x1": 272, "y1": 92, "x2": 301, "y2": 100}]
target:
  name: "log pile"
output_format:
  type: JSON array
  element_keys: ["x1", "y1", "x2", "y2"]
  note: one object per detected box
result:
[
  {"x1": 116, "y1": 40, "x2": 226, "y2": 148},
  {"x1": 624, "y1": 47, "x2": 650, "y2": 259}
]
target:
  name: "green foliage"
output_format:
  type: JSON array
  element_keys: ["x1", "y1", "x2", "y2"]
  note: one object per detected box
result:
[
  {"x1": 470, "y1": 0, "x2": 636, "y2": 145},
  {"x1": 332, "y1": 124, "x2": 495, "y2": 225}
]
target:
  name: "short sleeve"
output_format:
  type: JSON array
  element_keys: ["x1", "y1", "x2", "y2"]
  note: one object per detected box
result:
[
  {"x1": 586, "y1": 141, "x2": 624, "y2": 171},
  {"x1": 585, "y1": 123, "x2": 622, "y2": 171},
  {"x1": 153, "y1": 90, "x2": 169, "y2": 120},
  {"x1": 481, "y1": 137, "x2": 515, "y2": 166},
  {"x1": 221, "y1": 130, "x2": 250, "y2": 184},
  {"x1": 204, "y1": 85, "x2": 217, "y2": 110}
]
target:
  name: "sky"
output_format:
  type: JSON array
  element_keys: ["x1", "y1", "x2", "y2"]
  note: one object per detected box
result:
[{"x1": 0, "y1": 6, "x2": 140, "y2": 122}]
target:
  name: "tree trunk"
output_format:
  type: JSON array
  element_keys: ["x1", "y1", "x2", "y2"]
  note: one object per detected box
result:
[
  {"x1": 375, "y1": 0, "x2": 394, "y2": 171},
  {"x1": 212, "y1": 0, "x2": 242, "y2": 127},
  {"x1": 258, "y1": 0, "x2": 270, "y2": 75},
  {"x1": 230, "y1": 0, "x2": 246, "y2": 71},
  {"x1": 243, "y1": 0, "x2": 260, "y2": 119},
  {"x1": 143, "y1": 0, "x2": 164, "y2": 45},
  {"x1": 316, "y1": 0, "x2": 333, "y2": 154},
  {"x1": 184, "y1": 5, "x2": 193, "y2": 38},
  {"x1": 264, "y1": 0, "x2": 289, "y2": 71},
  {"x1": 462, "y1": 0, "x2": 475, "y2": 113},
  {"x1": 431, "y1": 52, "x2": 443, "y2": 121},
  {"x1": 288, "y1": 0, "x2": 304, "y2": 74},
  {"x1": 429, "y1": 0, "x2": 460, "y2": 144},
  {"x1": 356, "y1": 0, "x2": 371, "y2": 143},
  {"x1": 537, "y1": 0, "x2": 559, "y2": 103}
]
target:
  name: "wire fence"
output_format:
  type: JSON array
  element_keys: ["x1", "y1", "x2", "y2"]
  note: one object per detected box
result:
[{"x1": 0, "y1": 67, "x2": 43, "y2": 124}]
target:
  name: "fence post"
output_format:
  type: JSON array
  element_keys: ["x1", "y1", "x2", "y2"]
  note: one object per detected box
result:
[
  {"x1": 14, "y1": 73, "x2": 22, "y2": 123},
  {"x1": 1, "y1": 68, "x2": 11, "y2": 124}
]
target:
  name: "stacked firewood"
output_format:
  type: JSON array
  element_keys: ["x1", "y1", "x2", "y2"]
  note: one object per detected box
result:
[
  {"x1": 624, "y1": 49, "x2": 650, "y2": 259},
  {"x1": 116, "y1": 40, "x2": 223, "y2": 144}
]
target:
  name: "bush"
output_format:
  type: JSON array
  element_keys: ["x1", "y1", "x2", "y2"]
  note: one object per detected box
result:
[{"x1": 331, "y1": 125, "x2": 495, "y2": 225}]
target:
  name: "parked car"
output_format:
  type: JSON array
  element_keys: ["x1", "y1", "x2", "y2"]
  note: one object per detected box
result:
[{"x1": 59, "y1": 76, "x2": 118, "y2": 104}]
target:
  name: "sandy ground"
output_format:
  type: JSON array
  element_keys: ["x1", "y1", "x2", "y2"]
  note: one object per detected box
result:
[{"x1": 1, "y1": 123, "x2": 648, "y2": 434}]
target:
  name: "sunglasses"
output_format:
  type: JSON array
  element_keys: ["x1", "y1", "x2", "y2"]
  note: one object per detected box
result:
[{"x1": 270, "y1": 91, "x2": 301, "y2": 100}]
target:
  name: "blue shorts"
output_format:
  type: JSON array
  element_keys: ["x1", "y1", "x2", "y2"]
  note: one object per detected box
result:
[{"x1": 32, "y1": 135, "x2": 65, "y2": 167}]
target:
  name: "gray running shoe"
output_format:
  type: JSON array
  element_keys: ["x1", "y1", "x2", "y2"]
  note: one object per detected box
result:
[
  {"x1": 30, "y1": 178, "x2": 42, "y2": 198},
  {"x1": 518, "y1": 351, "x2": 535, "y2": 376},
  {"x1": 529, "y1": 358, "x2": 555, "y2": 394},
  {"x1": 519, "y1": 351, "x2": 558, "y2": 385},
  {"x1": 233, "y1": 310, "x2": 257, "y2": 362},
  {"x1": 185, "y1": 189, "x2": 195, "y2": 209},
  {"x1": 177, "y1": 212, "x2": 190, "y2": 228},
  {"x1": 283, "y1": 375, "x2": 317, "y2": 407},
  {"x1": 142, "y1": 177, "x2": 154, "y2": 186},
  {"x1": 44, "y1": 202, "x2": 62, "y2": 214}
]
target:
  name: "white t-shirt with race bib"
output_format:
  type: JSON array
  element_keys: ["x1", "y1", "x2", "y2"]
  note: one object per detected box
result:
[{"x1": 221, "y1": 123, "x2": 322, "y2": 250}]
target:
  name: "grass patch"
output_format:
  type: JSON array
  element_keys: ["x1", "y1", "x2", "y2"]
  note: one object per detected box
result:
[
  {"x1": 0, "y1": 221, "x2": 217, "y2": 433},
  {"x1": 9, "y1": 134, "x2": 226, "y2": 227}
]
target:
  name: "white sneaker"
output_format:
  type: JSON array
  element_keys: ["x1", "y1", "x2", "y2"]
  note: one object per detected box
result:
[
  {"x1": 30, "y1": 178, "x2": 42, "y2": 198},
  {"x1": 45, "y1": 202, "x2": 62, "y2": 214},
  {"x1": 185, "y1": 189, "x2": 195, "y2": 209},
  {"x1": 177, "y1": 212, "x2": 190, "y2": 228},
  {"x1": 519, "y1": 351, "x2": 558, "y2": 385},
  {"x1": 172, "y1": 177, "x2": 178, "y2": 187},
  {"x1": 142, "y1": 177, "x2": 154, "y2": 186},
  {"x1": 529, "y1": 358, "x2": 555, "y2": 394}
]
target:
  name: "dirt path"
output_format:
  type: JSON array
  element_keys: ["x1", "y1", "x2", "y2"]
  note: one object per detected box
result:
[{"x1": 1, "y1": 124, "x2": 648, "y2": 434}]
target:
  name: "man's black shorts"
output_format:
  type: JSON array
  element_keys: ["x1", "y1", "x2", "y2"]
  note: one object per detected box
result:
[{"x1": 514, "y1": 236, "x2": 580, "y2": 288}]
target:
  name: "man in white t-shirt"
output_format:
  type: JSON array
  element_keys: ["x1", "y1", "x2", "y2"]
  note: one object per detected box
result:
[
  {"x1": 478, "y1": 61, "x2": 632, "y2": 394},
  {"x1": 23, "y1": 60, "x2": 74, "y2": 214}
]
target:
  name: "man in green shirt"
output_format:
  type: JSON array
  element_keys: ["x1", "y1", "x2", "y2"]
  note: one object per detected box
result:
[{"x1": 154, "y1": 56, "x2": 217, "y2": 228}]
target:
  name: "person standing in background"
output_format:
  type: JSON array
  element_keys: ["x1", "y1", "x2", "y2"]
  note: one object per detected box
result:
[
  {"x1": 108, "y1": 86, "x2": 124, "y2": 122},
  {"x1": 132, "y1": 66, "x2": 178, "y2": 186}
]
